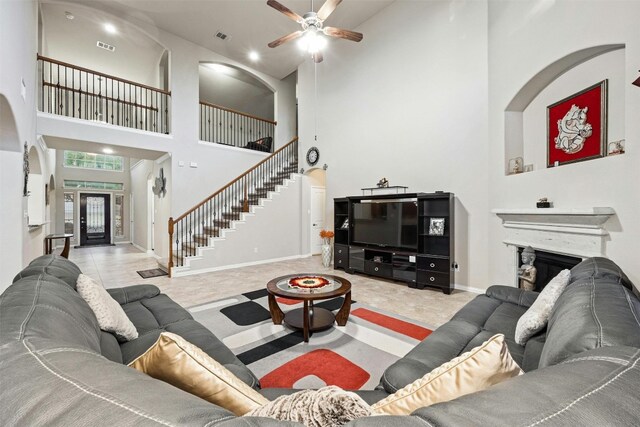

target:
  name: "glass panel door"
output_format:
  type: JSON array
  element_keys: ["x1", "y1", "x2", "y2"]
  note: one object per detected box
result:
[{"x1": 80, "y1": 193, "x2": 111, "y2": 246}]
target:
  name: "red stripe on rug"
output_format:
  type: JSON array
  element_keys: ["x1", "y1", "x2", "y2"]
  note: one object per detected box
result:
[
  {"x1": 276, "y1": 297, "x2": 301, "y2": 305},
  {"x1": 351, "y1": 308, "x2": 432, "y2": 341},
  {"x1": 260, "y1": 349, "x2": 370, "y2": 389}
]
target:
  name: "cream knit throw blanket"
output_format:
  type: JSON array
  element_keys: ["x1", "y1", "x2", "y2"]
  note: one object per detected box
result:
[{"x1": 245, "y1": 386, "x2": 372, "y2": 426}]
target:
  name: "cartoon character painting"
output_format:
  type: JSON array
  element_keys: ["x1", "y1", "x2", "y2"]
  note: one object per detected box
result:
[{"x1": 554, "y1": 104, "x2": 592, "y2": 154}]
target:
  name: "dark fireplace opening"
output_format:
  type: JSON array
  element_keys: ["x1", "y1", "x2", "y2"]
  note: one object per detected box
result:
[{"x1": 517, "y1": 247, "x2": 581, "y2": 292}]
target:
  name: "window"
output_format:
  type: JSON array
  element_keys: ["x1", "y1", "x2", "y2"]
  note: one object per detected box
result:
[
  {"x1": 64, "y1": 180, "x2": 124, "y2": 190},
  {"x1": 64, "y1": 150, "x2": 124, "y2": 171},
  {"x1": 64, "y1": 193, "x2": 74, "y2": 235},
  {"x1": 115, "y1": 194, "x2": 124, "y2": 237}
]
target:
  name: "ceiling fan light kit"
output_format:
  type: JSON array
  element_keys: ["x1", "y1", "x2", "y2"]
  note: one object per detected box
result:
[{"x1": 267, "y1": 0, "x2": 363, "y2": 63}]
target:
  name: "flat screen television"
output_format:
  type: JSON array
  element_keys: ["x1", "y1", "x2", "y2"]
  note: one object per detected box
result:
[{"x1": 352, "y1": 198, "x2": 418, "y2": 250}]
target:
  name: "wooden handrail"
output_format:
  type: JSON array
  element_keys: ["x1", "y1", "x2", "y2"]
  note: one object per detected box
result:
[
  {"x1": 37, "y1": 54, "x2": 171, "y2": 96},
  {"x1": 199, "y1": 100, "x2": 277, "y2": 125},
  {"x1": 42, "y1": 81, "x2": 160, "y2": 111},
  {"x1": 172, "y1": 136, "x2": 298, "y2": 223}
]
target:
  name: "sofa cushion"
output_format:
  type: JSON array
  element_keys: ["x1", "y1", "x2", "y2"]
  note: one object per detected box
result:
[
  {"x1": 13, "y1": 254, "x2": 81, "y2": 289},
  {"x1": 373, "y1": 334, "x2": 522, "y2": 415},
  {"x1": 569, "y1": 257, "x2": 634, "y2": 290},
  {"x1": 77, "y1": 274, "x2": 139, "y2": 341},
  {"x1": 380, "y1": 287, "x2": 541, "y2": 393},
  {"x1": 118, "y1": 293, "x2": 260, "y2": 388},
  {"x1": 539, "y1": 277, "x2": 640, "y2": 368},
  {"x1": 100, "y1": 331, "x2": 124, "y2": 363},
  {"x1": 1, "y1": 274, "x2": 101, "y2": 353},
  {"x1": 129, "y1": 332, "x2": 269, "y2": 416},
  {"x1": 515, "y1": 269, "x2": 570, "y2": 345}
]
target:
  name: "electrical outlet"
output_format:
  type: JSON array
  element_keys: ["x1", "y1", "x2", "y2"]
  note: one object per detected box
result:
[{"x1": 254, "y1": 247, "x2": 258, "y2": 253}]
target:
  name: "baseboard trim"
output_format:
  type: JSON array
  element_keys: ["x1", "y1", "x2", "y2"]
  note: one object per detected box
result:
[
  {"x1": 131, "y1": 242, "x2": 147, "y2": 253},
  {"x1": 115, "y1": 241, "x2": 131, "y2": 245},
  {"x1": 454, "y1": 284, "x2": 485, "y2": 294},
  {"x1": 172, "y1": 254, "x2": 312, "y2": 277}
]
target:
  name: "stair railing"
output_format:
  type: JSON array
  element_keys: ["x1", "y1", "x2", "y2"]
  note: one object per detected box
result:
[
  {"x1": 37, "y1": 54, "x2": 171, "y2": 134},
  {"x1": 168, "y1": 137, "x2": 298, "y2": 276},
  {"x1": 199, "y1": 101, "x2": 276, "y2": 149}
]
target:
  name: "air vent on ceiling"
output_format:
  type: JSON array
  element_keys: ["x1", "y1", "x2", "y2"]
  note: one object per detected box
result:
[
  {"x1": 96, "y1": 41, "x2": 116, "y2": 52},
  {"x1": 215, "y1": 30, "x2": 231, "y2": 41}
]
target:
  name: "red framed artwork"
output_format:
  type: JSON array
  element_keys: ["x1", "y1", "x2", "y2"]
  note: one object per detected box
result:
[{"x1": 547, "y1": 80, "x2": 607, "y2": 167}]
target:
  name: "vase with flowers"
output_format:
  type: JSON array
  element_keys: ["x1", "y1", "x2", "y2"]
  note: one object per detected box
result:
[{"x1": 319, "y1": 229, "x2": 335, "y2": 268}]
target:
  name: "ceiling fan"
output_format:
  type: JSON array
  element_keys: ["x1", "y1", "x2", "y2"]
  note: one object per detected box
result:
[{"x1": 267, "y1": 0, "x2": 364, "y2": 63}]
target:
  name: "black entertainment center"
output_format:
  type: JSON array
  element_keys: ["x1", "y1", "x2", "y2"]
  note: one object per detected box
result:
[{"x1": 334, "y1": 192, "x2": 455, "y2": 294}]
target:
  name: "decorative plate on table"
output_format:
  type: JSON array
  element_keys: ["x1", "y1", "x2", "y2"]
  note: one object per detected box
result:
[{"x1": 288, "y1": 276, "x2": 330, "y2": 290}]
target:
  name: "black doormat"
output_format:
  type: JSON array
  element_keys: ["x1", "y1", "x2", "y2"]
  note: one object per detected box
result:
[{"x1": 136, "y1": 268, "x2": 168, "y2": 279}]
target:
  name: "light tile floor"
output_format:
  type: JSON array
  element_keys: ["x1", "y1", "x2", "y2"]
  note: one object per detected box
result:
[{"x1": 67, "y1": 245, "x2": 476, "y2": 328}]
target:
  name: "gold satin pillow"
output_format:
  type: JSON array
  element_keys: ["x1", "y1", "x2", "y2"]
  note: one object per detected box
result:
[
  {"x1": 129, "y1": 332, "x2": 268, "y2": 415},
  {"x1": 372, "y1": 334, "x2": 523, "y2": 415}
]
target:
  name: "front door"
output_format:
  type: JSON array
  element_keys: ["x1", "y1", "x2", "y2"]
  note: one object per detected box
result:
[{"x1": 80, "y1": 193, "x2": 111, "y2": 246}]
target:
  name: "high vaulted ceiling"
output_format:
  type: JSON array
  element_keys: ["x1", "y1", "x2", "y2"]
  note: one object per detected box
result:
[{"x1": 60, "y1": 0, "x2": 395, "y2": 79}]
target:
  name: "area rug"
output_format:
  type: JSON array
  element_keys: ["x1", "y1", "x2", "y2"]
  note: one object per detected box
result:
[
  {"x1": 188, "y1": 289, "x2": 433, "y2": 390},
  {"x1": 136, "y1": 268, "x2": 168, "y2": 279}
]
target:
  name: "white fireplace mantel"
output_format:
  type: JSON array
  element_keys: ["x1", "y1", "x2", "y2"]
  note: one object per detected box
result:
[{"x1": 491, "y1": 207, "x2": 616, "y2": 258}]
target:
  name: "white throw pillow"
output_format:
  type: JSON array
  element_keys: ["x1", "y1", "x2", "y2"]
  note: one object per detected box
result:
[
  {"x1": 514, "y1": 269, "x2": 571, "y2": 345},
  {"x1": 76, "y1": 273, "x2": 138, "y2": 341}
]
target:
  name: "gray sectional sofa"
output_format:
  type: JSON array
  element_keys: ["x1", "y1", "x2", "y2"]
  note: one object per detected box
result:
[{"x1": 1, "y1": 255, "x2": 640, "y2": 426}]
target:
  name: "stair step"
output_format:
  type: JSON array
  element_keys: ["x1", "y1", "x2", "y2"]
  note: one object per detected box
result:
[
  {"x1": 221, "y1": 212, "x2": 242, "y2": 220},
  {"x1": 202, "y1": 226, "x2": 221, "y2": 235},
  {"x1": 212, "y1": 219, "x2": 231, "y2": 228}
]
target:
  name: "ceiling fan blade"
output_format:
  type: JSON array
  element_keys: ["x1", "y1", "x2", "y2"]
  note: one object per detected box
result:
[
  {"x1": 317, "y1": 0, "x2": 342, "y2": 21},
  {"x1": 268, "y1": 30, "x2": 304, "y2": 48},
  {"x1": 267, "y1": 0, "x2": 303, "y2": 23},
  {"x1": 323, "y1": 26, "x2": 363, "y2": 42},
  {"x1": 312, "y1": 51, "x2": 324, "y2": 63}
]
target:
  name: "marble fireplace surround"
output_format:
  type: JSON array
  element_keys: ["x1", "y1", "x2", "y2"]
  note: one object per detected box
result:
[{"x1": 492, "y1": 207, "x2": 616, "y2": 260}]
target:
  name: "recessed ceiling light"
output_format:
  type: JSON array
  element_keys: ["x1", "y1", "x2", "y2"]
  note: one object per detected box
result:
[
  {"x1": 104, "y1": 23, "x2": 117, "y2": 34},
  {"x1": 248, "y1": 51, "x2": 260, "y2": 62},
  {"x1": 102, "y1": 148, "x2": 114, "y2": 154},
  {"x1": 65, "y1": 11, "x2": 74, "y2": 20}
]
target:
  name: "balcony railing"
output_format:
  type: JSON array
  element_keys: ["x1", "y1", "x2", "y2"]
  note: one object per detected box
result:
[
  {"x1": 37, "y1": 54, "x2": 170, "y2": 134},
  {"x1": 200, "y1": 101, "x2": 276, "y2": 151}
]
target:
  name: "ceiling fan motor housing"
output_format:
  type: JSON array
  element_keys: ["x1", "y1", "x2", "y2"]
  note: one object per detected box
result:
[{"x1": 302, "y1": 12, "x2": 322, "y2": 30}]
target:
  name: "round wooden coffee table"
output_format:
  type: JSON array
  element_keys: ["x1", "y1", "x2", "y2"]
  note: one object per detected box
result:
[{"x1": 266, "y1": 274, "x2": 352, "y2": 342}]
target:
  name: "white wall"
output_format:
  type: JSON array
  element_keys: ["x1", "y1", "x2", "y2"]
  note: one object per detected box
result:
[
  {"x1": 199, "y1": 64, "x2": 274, "y2": 120},
  {"x1": 488, "y1": 0, "x2": 640, "y2": 286},
  {"x1": 130, "y1": 159, "x2": 154, "y2": 250},
  {"x1": 0, "y1": 1, "x2": 39, "y2": 290},
  {"x1": 297, "y1": 0, "x2": 490, "y2": 290}
]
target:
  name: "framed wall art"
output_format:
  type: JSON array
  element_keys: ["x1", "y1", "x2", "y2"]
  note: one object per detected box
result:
[
  {"x1": 547, "y1": 80, "x2": 607, "y2": 167},
  {"x1": 428, "y1": 217, "x2": 445, "y2": 236}
]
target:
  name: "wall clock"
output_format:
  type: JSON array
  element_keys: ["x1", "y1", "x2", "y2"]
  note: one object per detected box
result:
[{"x1": 306, "y1": 146, "x2": 320, "y2": 166}]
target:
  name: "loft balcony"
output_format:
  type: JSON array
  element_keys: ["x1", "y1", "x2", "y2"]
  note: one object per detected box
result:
[
  {"x1": 37, "y1": 54, "x2": 171, "y2": 134},
  {"x1": 199, "y1": 101, "x2": 276, "y2": 153}
]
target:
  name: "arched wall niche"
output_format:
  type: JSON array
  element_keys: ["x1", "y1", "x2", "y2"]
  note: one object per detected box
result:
[
  {"x1": 504, "y1": 44, "x2": 625, "y2": 175},
  {"x1": 0, "y1": 95, "x2": 21, "y2": 152}
]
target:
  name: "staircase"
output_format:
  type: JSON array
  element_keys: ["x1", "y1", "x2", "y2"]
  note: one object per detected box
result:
[{"x1": 166, "y1": 138, "x2": 299, "y2": 277}]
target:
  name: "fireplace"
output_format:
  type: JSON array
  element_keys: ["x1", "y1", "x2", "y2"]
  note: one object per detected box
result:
[
  {"x1": 492, "y1": 207, "x2": 615, "y2": 290},
  {"x1": 517, "y1": 247, "x2": 581, "y2": 292}
]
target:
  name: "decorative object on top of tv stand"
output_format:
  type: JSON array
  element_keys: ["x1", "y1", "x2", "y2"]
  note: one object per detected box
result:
[
  {"x1": 376, "y1": 177, "x2": 389, "y2": 188},
  {"x1": 333, "y1": 192, "x2": 455, "y2": 294},
  {"x1": 547, "y1": 80, "x2": 607, "y2": 168},
  {"x1": 608, "y1": 139, "x2": 625, "y2": 155},
  {"x1": 633, "y1": 71, "x2": 640, "y2": 87}
]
